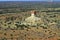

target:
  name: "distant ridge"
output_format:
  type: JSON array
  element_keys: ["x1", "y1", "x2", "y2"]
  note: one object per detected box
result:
[{"x1": 0, "y1": 1, "x2": 60, "y2": 9}]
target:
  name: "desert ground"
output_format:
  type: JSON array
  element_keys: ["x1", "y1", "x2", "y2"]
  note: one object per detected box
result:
[
  {"x1": 0, "y1": 11, "x2": 60, "y2": 40},
  {"x1": 0, "y1": 1, "x2": 60, "y2": 40}
]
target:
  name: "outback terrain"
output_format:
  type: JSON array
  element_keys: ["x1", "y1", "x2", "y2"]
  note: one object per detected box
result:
[{"x1": 0, "y1": 1, "x2": 60, "y2": 40}]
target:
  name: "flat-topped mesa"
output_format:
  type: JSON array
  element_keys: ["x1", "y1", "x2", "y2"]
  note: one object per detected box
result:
[
  {"x1": 31, "y1": 11, "x2": 36, "y2": 16},
  {"x1": 21, "y1": 10, "x2": 43, "y2": 26}
]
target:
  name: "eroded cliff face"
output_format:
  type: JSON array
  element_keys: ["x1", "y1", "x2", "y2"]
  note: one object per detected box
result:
[{"x1": 23, "y1": 11, "x2": 43, "y2": 26}]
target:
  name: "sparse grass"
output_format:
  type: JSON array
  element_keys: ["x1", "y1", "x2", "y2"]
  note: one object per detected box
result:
[{"x1": 0, "y1": 8, "x2": 60, "y2": 40}]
